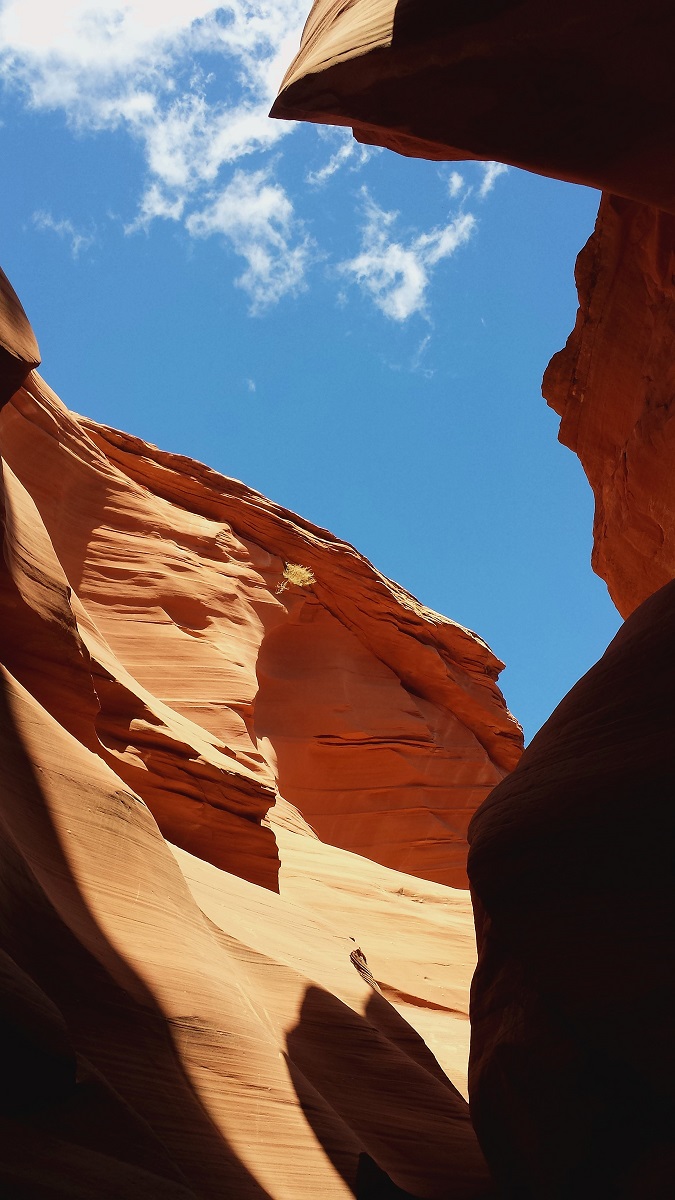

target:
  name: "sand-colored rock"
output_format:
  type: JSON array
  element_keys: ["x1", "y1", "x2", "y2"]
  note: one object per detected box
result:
[
  {"x1": 0, "y1": 345, "x2": 520, "y2": 1193},
  {"x1": 468, "y1": 578, "x2": 675, "y2": 1198},
  {"x1": 0, "y1": 651, "x2": 495, "y2": 1198},
  {"x1": 272, "y1": 0, "x2": 675, "y2": 212},
  {"x1": 544, "y1": 193, "x2": 675, "y2": 617},
  {"x1": 0, "y1": 266, "x2": 40, "y2": 406}
]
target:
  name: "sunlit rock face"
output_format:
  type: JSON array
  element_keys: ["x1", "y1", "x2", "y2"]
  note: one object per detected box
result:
[
  {"x1": 0, "y1": 649, "x2": 496, "y2": 1200},
  {"x1": 468, "y1": 579, "x2": 675, "y2": 1198},
  {"x1": 272, "y1": 0, "x2": 675, "y2": 211},
  {"x1": 0, "y1": 373, "x2": 519, "y2": 892},
  {"x1": 544, "y1": 194, "x2": 675, "y2": 618},
  {"x1": 0, "y1": 262, "x2": 520, "y2": 1195}
]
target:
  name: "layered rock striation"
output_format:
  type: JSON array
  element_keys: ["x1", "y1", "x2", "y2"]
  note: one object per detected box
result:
[
  {"x1": 0, "y1": 646, "x2": 495, "y2": 1199},
  {"x1": 0, "y1": 372, "x2": 519, "y2": 891}
]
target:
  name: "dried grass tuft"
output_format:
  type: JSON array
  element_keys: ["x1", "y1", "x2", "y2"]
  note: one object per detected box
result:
[{"x1": 276, "y1": 562, "x2": 316, "y2": 594}]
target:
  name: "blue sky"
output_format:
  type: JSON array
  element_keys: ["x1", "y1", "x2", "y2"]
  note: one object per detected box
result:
[{"x1": 0, "y1": 1, "x2": 621, "y2": 743}]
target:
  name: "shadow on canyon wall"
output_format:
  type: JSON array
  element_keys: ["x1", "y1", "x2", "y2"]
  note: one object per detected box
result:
[{"x1": 285, "y1": 984, "x2": 495, "y2": 1199}]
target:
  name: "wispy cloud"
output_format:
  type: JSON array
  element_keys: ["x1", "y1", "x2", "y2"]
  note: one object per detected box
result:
[
  {"x1": 0, "y1": 5, "x2": 509, "y2": 318},
  {"x1": 478, "y1": 161, "x2": 509, "y2": 198},
  {"x1": 32, "y1": 209, "x2": 96, "y2": 257},
  {"x1": 306, "y1": 131, "x2": 373, "y2": 187},
  {"x1": 338, "y1": 190, "x2": 475, "y2": 321},
  {"x1": 411, "y1": 334, "x2": 434, "y2": 378},
  {"x1": 186, "y1": 168, "x2": 313, "y2": 312},
  {"x1": 1, "y1": 2, "x2": 309, "y2": 299}
]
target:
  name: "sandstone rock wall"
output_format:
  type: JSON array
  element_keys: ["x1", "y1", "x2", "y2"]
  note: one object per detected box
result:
[
  {"x1": 0, "y1": 651, "x2": 493, "y2": 1198},
  {"x1": 3, "y1": 0, "x2": 674, "y2": 1190},
  {"x1": 0, "y1": 258, "x2": 520, "y2": 1194},
  {"x1": 272, "y1": 0, "x2": 675, "y2": 212},
  {"x1": 0, "y1": 264, "x2": 40, "y2": 405},
  {"x1": 0, "y1": 373, "x2": 519, "y2": 892},
  {"x1": 544, "y1": 194, "x2": 675, "y2": 618},
  {"x1": 468, "y1": 579, "x2": 675, "y2": 1197}
]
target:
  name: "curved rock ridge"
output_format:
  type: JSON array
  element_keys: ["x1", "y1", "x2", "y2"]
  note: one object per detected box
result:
[
  {"x1": 0, "y1": 372, "x2": 520, "y2": 891},
  {"x1": 468, "y1": 578, "x2": 675, "y2": 1198},
  {"x1": 544, "y1": 194, "x2": 675, "y2": 618},
  {"x1": 0, "y1": 265, "x2": 40, "y2": 406},
  {"x1": 0, "y1": 654, "x2": 495, "y2": 1198},
  {"x1": 272, "y1": 0, "x2": 675, "y2": 211}
]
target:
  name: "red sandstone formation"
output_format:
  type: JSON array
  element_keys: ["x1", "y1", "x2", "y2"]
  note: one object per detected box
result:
[
  {"x1": 544, "y1": 194, "x2": 675, "y2": 618},
  {"x1": 272, "y1": 0, "x2": 675, "y2": 212},
  {"x1": 0, "y1": 655, "x2": 493, "y2": 1198},
  {"x1": 0, "y1": 254, "x2": 519, "y2": 1193},
  {"x1": 0, "y1": 374, "x2": 519, "y2": 892},
  {"x1": 5, "y1": 0, "x2": 675, "y2": 1190},
  {"x1": 468, "y1": 579, "x2": 675, "y2": 1197},
  {"x1": 0, "y1": 265, "x2": 40, "y2": 405}
]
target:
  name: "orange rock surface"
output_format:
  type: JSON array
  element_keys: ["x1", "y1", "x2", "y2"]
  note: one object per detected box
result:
[
  {"x1": 8, "y1": 0, "x2": 675, "y2": 1189},
  {"x1": 0, "y1": 655, "x2": 496, "y2": 1198},
  {"x1": 0, "y1": 339, "x2": 520, "y2": 1193},
  {"x1": 272, "y1": 0, "x2": 675, "y2": 211},
  {"x1": 0, "y1": 654, "x2": 495, "y2": 1198},
  {"x1": 544, "y1": 194, "x2": 675, "y2": 618},
  {"x1": 0, "y1": 375, "x2": 519, "y2": 892},
  {"x1": 468, "y1": 578, "x2": 675, "y2": 1197},
  {"x1": 0, "y1": 265, "x2": 41, "y2": 405}
]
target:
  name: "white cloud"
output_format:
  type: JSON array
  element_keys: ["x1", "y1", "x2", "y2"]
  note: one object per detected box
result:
[
  {"x1": 0, "y1": 2, "x2": 310, "y2": 302},
  {"x1": 411, "y1": 334, "x2": 434, "y2": 378},
  {"x1": 306, "y1": 131, "x2": 374, "y2": 187},
  {"x1": 0, "y1": 2, "x2": 307, "y2": 103},
  {"x1": 339, "y1": 190, "x2": 475, "y2": 322},
  {"x1": 32, "y1": 209, "x2": 96, "y2": 257},
  {"x1": 307, "y1": 139, "x2": 355, "y2": 187},
  {"x1": 0, "y1": 5, "x2": 506, "y2": 317},
  {"x1": 0, "y1": 2, "x2": 306, "y2": 174},
  {"x1": 478, "y1": 161, "x2": 509, "y2": 198},
  {"x1": 186, "y1": 168, "x2": 313, "y2": 312}
]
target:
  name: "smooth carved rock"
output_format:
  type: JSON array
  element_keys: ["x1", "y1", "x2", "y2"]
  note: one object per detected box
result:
[
  {"x1": 544, "y1": 194, "x2": 675, "y2": 618},
  {"x1": 0, "y1": 650, "x2": 496, "y2": 1198},
  {"x1": 272, "y1": 0, "x2": 675, "y2": 212},
  {"x1": 0, "y1": 266, "x2": 40, "y2": 406},
  {"x1": 468, "y1": 579, "x2": 675, "y2": 1198}
]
